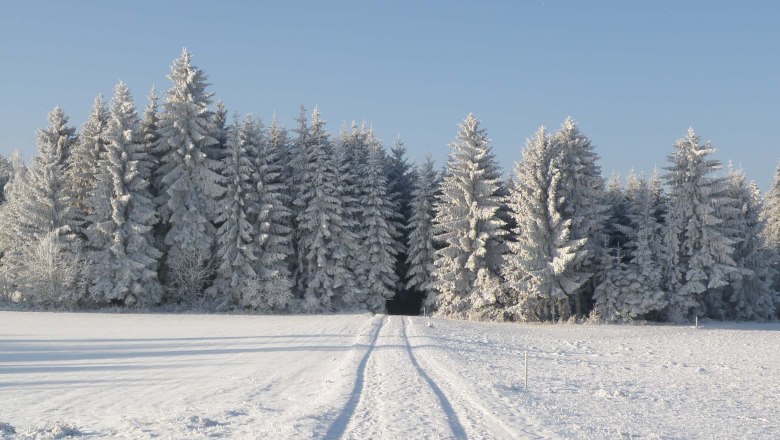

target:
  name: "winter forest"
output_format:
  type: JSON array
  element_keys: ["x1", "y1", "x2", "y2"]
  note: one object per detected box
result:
[{"x1": 1, "y1": 49, "x2": 779, "y2": 323}]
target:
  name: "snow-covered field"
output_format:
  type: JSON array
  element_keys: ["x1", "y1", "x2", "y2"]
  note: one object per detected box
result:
[{"x1": 1, "y1": 312, "x2": 778, "y2": 439}]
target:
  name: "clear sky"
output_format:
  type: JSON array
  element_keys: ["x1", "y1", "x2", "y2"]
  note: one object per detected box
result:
[{"x1": 1, "y1": 1, "x2": 778, "y2": 189}]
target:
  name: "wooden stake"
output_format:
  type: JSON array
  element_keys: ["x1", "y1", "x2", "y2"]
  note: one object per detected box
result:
[{"x1": 524, "y1": 351, "x2": 528, "y2": 389}]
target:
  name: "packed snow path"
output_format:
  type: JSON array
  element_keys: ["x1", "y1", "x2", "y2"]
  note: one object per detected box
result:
[{"x1": 1, "y1": 312, "x2": 779, "y2": 439}]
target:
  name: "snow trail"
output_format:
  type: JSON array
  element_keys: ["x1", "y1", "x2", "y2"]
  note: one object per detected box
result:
[
  {"x1": 400, "y1": 317, "x2": 467, "y2": 439},
  {"x1": 406, "y1": 317, "x2": 557, "y2": 439},
  {"x1": 337, "y1": 316, "x2": 460, "y2": 439},
  {"x1": 324, "y1": 315, "x2": 386, "y2": 439}
]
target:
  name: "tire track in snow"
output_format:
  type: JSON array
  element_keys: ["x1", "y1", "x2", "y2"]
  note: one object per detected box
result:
[
  {"x1": 406, "y1": 317, "x2": 556, "y2": 439},
  {"x1": 401, "y1": 317, "x2": 467, "y2": 439},
  {"x1": 324, "y1": 315, "x2": 385, "y2": 439}
]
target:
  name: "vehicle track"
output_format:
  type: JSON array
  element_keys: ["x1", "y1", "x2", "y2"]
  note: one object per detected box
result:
[
  {"x1": 324, "y1": 315, "x2": 386, "y2": 439},
  {"x1": 405, "y1": 317, "x2": 557, "y2": 439},
  {"x1": 333, "y1": 316, "x2": 460, "y2": 439}
]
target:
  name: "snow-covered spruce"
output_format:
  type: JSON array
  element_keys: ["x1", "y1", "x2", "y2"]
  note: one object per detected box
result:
[
  {"x1": 552, "y1": 118, "x2": 608, "y2": 319},
  {"x1": 88, "y1": 81, "x2": 162, "y2": 306},
  {"x1": 662, "y1": 128, "x2": 737, "y2": 321},
  {"x1": 242, "y1": 115, "x2": 294, "y2": 310},
  {"x1": 293, "y1": 109, "x2": 356, "y2": 311},
  {"x1": 406, "y1": 155, "x2": 438, "y2": 307},
  {"x1": 12, "y1": 108, "x2": 82, "y2": 306},
  {"x1": 65, "y1": 95, "x2": 108, "y2": 235},
  {"x1": 722, "y1": 169, "x2": 776, "y2": 320},
  {"x1": 356, "y1": 133, "x2": 399, "y2": 311},
  {"x1": 503, "y1": 127, "x2": 587, "y2": 321},
  {"x1": 213, "y1": 117, "x2": 259, "y2": 306},
  {"x1": 432, "y1": 114, "x2": 507, "y2": 320},
  {"x1": 155, "y1": 49, "x2": 224, "y2": 301},
  {"x1": 384, "y1": 136, "x2": 414, "y2": 291}
]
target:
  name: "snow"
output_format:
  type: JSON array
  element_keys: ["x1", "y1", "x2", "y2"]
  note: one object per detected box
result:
[{"x1": 1, "y1": 311, "x2": 779, "y2": 439}]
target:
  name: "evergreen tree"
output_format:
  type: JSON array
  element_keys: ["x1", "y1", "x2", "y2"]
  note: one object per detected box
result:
[
  {"x1": 331, "y1": 123, "x2": 366, "y2": 308},
  {"x1": 616, "y1": 172, "x2": 667, "y2": 319},
  {"x1": 244, "y1": 115, "x2": 294, "y2": 310},
  {"x1": 214, "y1": 117, "x2": 258, "y2": 304},
  {"x1": 140, "y1": 86, "x2": 161, "y2": 198},
  {"x1": 0, "y1": 152, "x2": 28, "y2": 296},
  {"x1": 724, "y1": 171, "x2": 776, "y2": 320},
  {"x1": 503, "y1": 127, "x2": 587, "y2": 321},
  {"x1": 592, "y1": 240, "x2": 625, "y2": 322},
  {"x1": 156, "y1": 49, "x2": 224, "y2": 299},
  {"x1": 663, "y1": 128, "x2": 737, "y2": 321},
  {"x1": 432, "y1": 114, "x2": 507, "y2": 319},
  {"x1": 288, "y1": 106, "x2": 310, "y2": 294},
  {"x1": 384, "y1": 136, "x2": 413, "y2": 291},
  {"x1": 16, "y1": 108, "x2": 82, "y2": 305},
  {"x1": 91, "y1": 81, "x2": 162, "y2": 306},
  {"x1": 406, "y1": 155, "x2": 438, "y2": 307},
  {"x1": 294, "y1": 108, "x2": 353, "y2": 311},
  {"x1": 356, "y1": 137, "x2": 398, "y2": 311},
  {"x1": 0, "y1": 154, "x2": 13, "y2": 205},
  {"x1": 66, "y1": 95, "x2": 108, "y2": 234},
  {"x1": 553, "y1": 118, "x2": 608, "y2": 319}
]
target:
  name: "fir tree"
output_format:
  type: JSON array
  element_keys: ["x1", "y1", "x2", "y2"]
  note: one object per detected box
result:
[
  {"x1": 140, "y1": 86, "x2": 161, "y2": 198},
  {"x1": 0, "y1": 152, "x2": 28, "y2": 296},
  {"x1": 214, "y1": 116, "x2": 258, "y2": 304},
  {"x1": 616, "y1": 172, "x2": 667, "y2": 319},
  {"x1": 724, "y1": 170, "x2": 776, "y2": 320},
  {"x1": 553, "y1": 117, "x2": 608, "y2": 319},
  {"x1": 16, "y1": 108, "x2": 82, "y2": 305},
  {"x1": 356, "y1": 137, "x2": 399, "y2": 311},
  {"x1": 294, "y1": 108, "x2": 353, "y2": 311},
  {"x1": 156, "y1": 49, "x2": 224, "y2": 299},
  {"x1": 91, "y1": 81, "x2": 162, "y2": 306},
  {"x1": 503, "y1": 127, "x2": 587, "y2": 321},
  {"x1": 592, "y1": 240, "x2": 625, "y2": 322},
  {"x1": 244, "y1": 115, "x2": 294, "y2": 310},
  {"x1": 0, "y1": 154, "x2": 11, "y2": 205},
  {"x1": 406, "y1": 155, "x2": 438, "y2": 307},
  {"x1": 663, "y1": 128, "x2": 737, "y2": 321},
  {"x1": 66, "y1": 95, "x2": 108, "y2": 235},
  {"x1": 330, "y1": 123, "x2": 365, "y2": 308},
  {"x1": 432, "y1": 114, "x2": 507, "y2": 320},
  {"x1": 384, "y1": 136, "x2": 413, "y2": 292}
]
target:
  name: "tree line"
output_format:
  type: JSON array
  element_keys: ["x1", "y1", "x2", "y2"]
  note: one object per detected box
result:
[{"x1": 0, "y1": 49, "x2": 778, "y2": 322}]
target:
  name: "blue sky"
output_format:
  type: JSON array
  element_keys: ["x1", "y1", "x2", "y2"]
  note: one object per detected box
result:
[{"x1": 1, "y1": 1, "x2": 778, "y2": 189}]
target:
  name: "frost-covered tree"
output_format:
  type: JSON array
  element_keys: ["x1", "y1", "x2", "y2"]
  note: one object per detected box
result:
[
  {"x1": 355, "y1": 137, "x2": 398, "y2": 311},
  {"x1": 0, "y1": 154, "x2": 13, "y2": 205},
  {"x1": 663, "y1": 128, "x2": 737, "y2": 321},
  {"x1": 384, "y1": 136, "x2": 413, "y2": 289},
  {"x1": 294, "y1": 108, "x2": 353, "y2": 311},
  {"x1": 89, "y1": 82, "x2": 162, "y2": 306},
  {"x1": 432, "y1": 114, "x2": 507, "y2": 319},
  {"x1": 553, "y1": 118, "x2": 608, "y2": 318},
  {"x1": 14, "y1": 108, "x2": 82, "y2": 305},
  {"x1": 0, "y1": 152, "x2": 28, "y2": 296},
  {"x1": 66, "y1": 95, "x2": 108, "y2": 234},
  {"x1": 21, "y1": 108, "x2": 78, "y2": 238},
  {"x1": 330, "y1": 123, "x2": 366, "y2": 308},
  {"x1": 723, "y1": 170, "x2": 776, "y2": 320},
  {"x1": 140, "y1": 86, "x2": 161, "y2": 197},
  {"x1": 592, "y1": 241, "x2": 625, "y2": 323},
  {"x1": 762, "y1": 162, "x2": 780, "y2": 303},
  {"x1": 764, "y1": 163, "x2": 780, "y2": 246},
  {"x1": 406, "y1": 155, "x2": 438, "y2": 307},
  {"x1": 615, "y1": 173, "x2": 667, "y2": 319},
  {"x1": 214, "y1": 117, "x2": 258, "y2": 305},
  {"x1": 155, "y1": 49, "x2": 224, "y2": 300},
  {"x1": 241, "y1": 115, "x2": 294, "y2": 310},
  {"x1": 503, "y1": 127, "x2": 587, "y2": 321}
]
